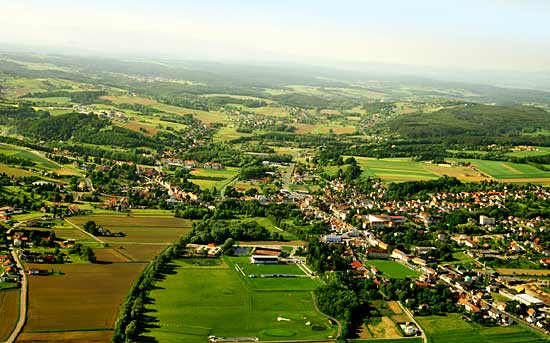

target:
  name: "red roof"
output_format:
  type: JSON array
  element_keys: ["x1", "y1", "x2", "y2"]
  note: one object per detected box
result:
[{"x1": 351, "y1": 261, "x2": 363, "y2": 268}]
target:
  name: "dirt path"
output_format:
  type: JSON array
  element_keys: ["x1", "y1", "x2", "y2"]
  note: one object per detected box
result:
[
  {"x1": 311, "y1": 292, "x2": 341, "y2": 341},
  {"x1": 397, "y1": 301, "x2": 427, "y2": 343}
]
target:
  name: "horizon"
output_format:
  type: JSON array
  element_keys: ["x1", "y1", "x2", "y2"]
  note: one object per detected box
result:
[{"x1": 1, "y1": 0, "x2": 550, "y2": 75}]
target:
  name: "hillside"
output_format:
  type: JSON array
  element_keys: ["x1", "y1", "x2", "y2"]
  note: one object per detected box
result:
[{"x1": 386, "y1": 103, "x2": 550, "y2": 138}]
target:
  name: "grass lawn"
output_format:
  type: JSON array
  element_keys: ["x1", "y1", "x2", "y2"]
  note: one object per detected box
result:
[
  {"x1": 241, "y1": 217, "x2": 298, "y2": 240},
  {"x1": 416, "y1": 313, "x2": 548, "y2": 343},
  {"x1": 366, "y1": 260, "x2": 420, "y2": 279},
  {"x1": 142, "y1": 258, "x2": 335, "y2": 343},
  {"x1": 189, "y1": 166, "x2": 239, "y2": 190}
]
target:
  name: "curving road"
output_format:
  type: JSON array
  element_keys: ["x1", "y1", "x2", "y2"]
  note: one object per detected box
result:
[{"x1": 2, "y1": 248, "x2": 28, "y2": 343}]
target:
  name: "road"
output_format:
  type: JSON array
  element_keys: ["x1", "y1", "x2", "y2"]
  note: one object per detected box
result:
[
  {"x1": 398, "y1": 301, "x2": 427, "y2": 343},
  {"x1": 2, "y1": 248, "x2": 28, "y2": 343},
  {"x1": 64, "y1": 218, "x2": 105, "y2": 244},
  {"x1": 311, "y1": 292, "x2": 342, "y2": 341}
]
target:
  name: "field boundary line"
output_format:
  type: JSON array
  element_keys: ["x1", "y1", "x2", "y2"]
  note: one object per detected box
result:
[{"x1": 64, "y1": 218, "x2": 105, "y2": 244}]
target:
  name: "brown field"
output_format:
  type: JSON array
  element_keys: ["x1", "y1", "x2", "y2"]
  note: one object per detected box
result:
[
  {"x1": 387, "y1": 301, "x2": 412, "y2": 322},
  {"x1": 367, "y1": 317, "x2": 401, "y2": 338},
  {"x1": 496, "y1": 268, "x2": 550, "y2": 276},
  {"x1": 0, "y1": 289, "x2": 18, "y2": 341},
  {"x1": 69, "y1": 215, "x2": 192, "y2": 244},
  {"x1": 122, "y1": 122, "x2": 159, "y2": 137},
  {"x1": 70, "y1": 215, "x2": 191, "y2": 228},
  {"x1": 18, "y1": 330, "x2": 113, "y2": 343},
  {"x1": 99, "y1": 95, "x2": 157, "y2": 105},
  {"x1": 103, "y1": 227, "x2": 190, "y2": 244},
  {"x1": 25, "y1": 263, "x2": 146, "y2": 332},
  {"x1": 93, "y1": 248, "x2": 131, "y2": 263},
  {"x1": 113, "y1": 244, "x2": 166, "y2": 262},
  {"x1": 425, "y1": 164, "x2": 490, "y2": 182}
]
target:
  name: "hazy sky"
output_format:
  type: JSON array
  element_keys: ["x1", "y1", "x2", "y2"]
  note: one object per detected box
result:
[{"x1": 1, "y1": 0, "x2": 550, "y2": 72}]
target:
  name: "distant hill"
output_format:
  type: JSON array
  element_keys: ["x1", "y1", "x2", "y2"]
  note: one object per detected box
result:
[{"x1": 386, "y1": 103, "x2": 550, "y2": 138}]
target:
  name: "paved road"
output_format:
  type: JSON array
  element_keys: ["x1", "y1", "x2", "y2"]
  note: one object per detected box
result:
[
  {"x1": 311, "y1": 293, "x2": 342, "y2": 341},
  {"x1": 3, "y1": 248, "x2": 28, "y2": 343},
  {"x1": 398, "y1": 301, "x2": 427, "y2": 343}
]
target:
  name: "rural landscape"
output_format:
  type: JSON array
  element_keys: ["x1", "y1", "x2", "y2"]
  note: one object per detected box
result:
[{"x1": 2, "y1": 1, "x2": 550, "y2": 343}]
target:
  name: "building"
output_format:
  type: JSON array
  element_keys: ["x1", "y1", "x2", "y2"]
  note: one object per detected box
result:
[
  {"x1": 480, "y1": 215, "x2": 496, "y2": 226},
  {"x1": 250, "y1": 255, "x2": 279, "y2": 264},
  {"x1": 515, "y1": 293, "x2": 544, "y2": 307},
  {"x1": 366, "y1": 248, "x2": 389, "y2": 259}
]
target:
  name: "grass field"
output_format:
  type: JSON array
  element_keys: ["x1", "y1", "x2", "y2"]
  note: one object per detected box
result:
[
  {"x1": 0, "y1": 289, "x2": 19, "y2": 341},
  {"x1": 24, "y1": 263, "x2": 146, "y2": 333},
  {"x1": 416, "y1": 313, "x2": 548, "y2": 343},
  {"x1": 142, "y1": 258, "x2": 334, "y2": 343},
  {"x1": 366, "y1": 260, "x2": 421, "y2": 279},
  {"x1": 326, "y1": 157, "x2": 439, "y2": 182},
  {"x1": 242, "y1": 217, "x2": 298, "y2": 240},
  {"x1": 451, "y1": 159, "x2": 550, "y2": 184},
  {"x1": 189, "y1": 166, "x2": 239, "y2": 190}
]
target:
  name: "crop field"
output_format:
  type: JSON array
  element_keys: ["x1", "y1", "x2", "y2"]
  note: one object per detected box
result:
[
  {"x1": 153, "y1": 103, "x2": 230, "y2": 124},
  {"x1": 68, "y1": 215, "x2": 192, "y2": 244},
  {"x1": 294, "y1": 123, "x2": 357, "y2": 135},
  {"x1": 0, "y1": 163, "x2": 37, "y2": 177},
  {"x1": 339, "y1": 157, "x2": 439, "y2": 182},
  {"x1": 142, "y1": 258, "x2": 335, "y2": 343},
  {"x1": 451, "y1": 159, "x2": 550, "y2": 183},
  {"x1": 121, "y1": 121, "x2": 159, "y2": 137},
  {"x1": 0, "y1": 289, "x2": 19, "y2": 341},
  {"x1": 416, "y1": 313, "x2": 547, "y2": 343},
  {"x1": 18, "y1": 330, "x2": 114, "y2": 343},
  {"x1": 24, "y1": 262, "x2": 146, "y2": 333},
  {"x1": 366, "y1": 260, "x2": 420, "y2": 279},
  {"x1": 113, "y1": 244, "x2": 167, "y2": 262},
  {"x1": 213, "y1": 126, "x2": 252, "y2": 142}
]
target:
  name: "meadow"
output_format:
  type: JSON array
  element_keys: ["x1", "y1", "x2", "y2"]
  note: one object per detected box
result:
[
  {"x1": 366, "y1": 260, "x2": 421, "y2": 279},
  {"x1": 416, "y1": 313, "x2": 548, "y2": 343},
  {"x1": 450, "y1": 159, "x2": 550, "y2": 184},
  {"x1": 142, "y1": 258, "x2": 335, "y2": 343},
  {"x1": 189, "y1": 166, "x2": 239, "y2": 190}
]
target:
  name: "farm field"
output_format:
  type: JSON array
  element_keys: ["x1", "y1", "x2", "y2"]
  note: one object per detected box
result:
[
  {"x1": 142, "y1": 258, "x2": 334, "y2": 343},
  {"x1": 450, "y1": 159, "x2": 550, "y2": 184},
  {"x1": 112, "y1": 244, "x2": 167, "y2": 262},
  {"x1": 24, "y1": 263, "x2": 146, "y2": 333},
  {"x1": 189, "y1": 166, "x2": 239, "y2": 190},
  {"x1": 416, "y1": 313, "x2": 548, "y2": 343},
  {"x1": 335, "y1": 157, "x2": 439, "y2": 182},
  {"x1": 366, "y1": 260, "x2": 421, "y2": 279},
  {"x1": 18, "y1": 330, "x2": 114, "y2": 343},
  {"x1": 0, "y1": 289, "x2": 19, "y2": 341},
  {"x1": 68, "y1": 215, "x2": 192, "y2": 244}
]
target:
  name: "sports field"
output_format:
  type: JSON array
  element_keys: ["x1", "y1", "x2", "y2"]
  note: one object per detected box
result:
[
  {"x1": 367, "y1": 260, "x2": 420, "y2": 279},
  {"x1": 143, "y1": 258, "x2": 334, "y2": 343},
  {"x1": 416, "y1": 313, "x2": 548, "y2": 343}
]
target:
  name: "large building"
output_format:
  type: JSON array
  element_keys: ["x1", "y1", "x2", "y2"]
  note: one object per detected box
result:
[{"x1": 250, "y1": 255, "x2": 279, "y2": 264}]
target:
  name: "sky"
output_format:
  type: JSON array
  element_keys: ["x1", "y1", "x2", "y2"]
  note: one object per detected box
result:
[{"x1": 1, "y1": 0, "x2": 550, "y2": 73}]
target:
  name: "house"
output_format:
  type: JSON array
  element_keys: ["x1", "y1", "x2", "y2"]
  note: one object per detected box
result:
[
  {"x1": 324, "y1": 235, "x2": 342, "y2": 244},
  {"x1": 203, "y1": 162, "x2": 224, "y2": 170},
  {"x1": 515, "y1": 293, "x2": 544, "y2": 307}
]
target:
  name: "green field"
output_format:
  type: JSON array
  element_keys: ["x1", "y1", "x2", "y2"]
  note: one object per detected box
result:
[
  {"x1": 352, "y1": 339, "x2": 423, "y2": 343},
  {"x1": 242, "y1": 217, "x2": 298, "y2": 240},
  {"x1": 366, "y1": 260, "x2": 421, "y2": 279},
  {"x1": 189, "y1": 166, "x2": 239, "y2": 190},
  {"x1": 451, "y1": 159, "x2": 550, "y2": 181},
  {"x1": 0, "y1": 143, "x2": 60, "y2": 170},
  {"x1": 326, "y1": 157, "x2": 439, "y2": 182},
  {"x1": 416, "y1": 313, "x2": 548, "y2": 343},
  {"x1": 143, "y1": 258, "x2": 335, "y2": 343}
]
